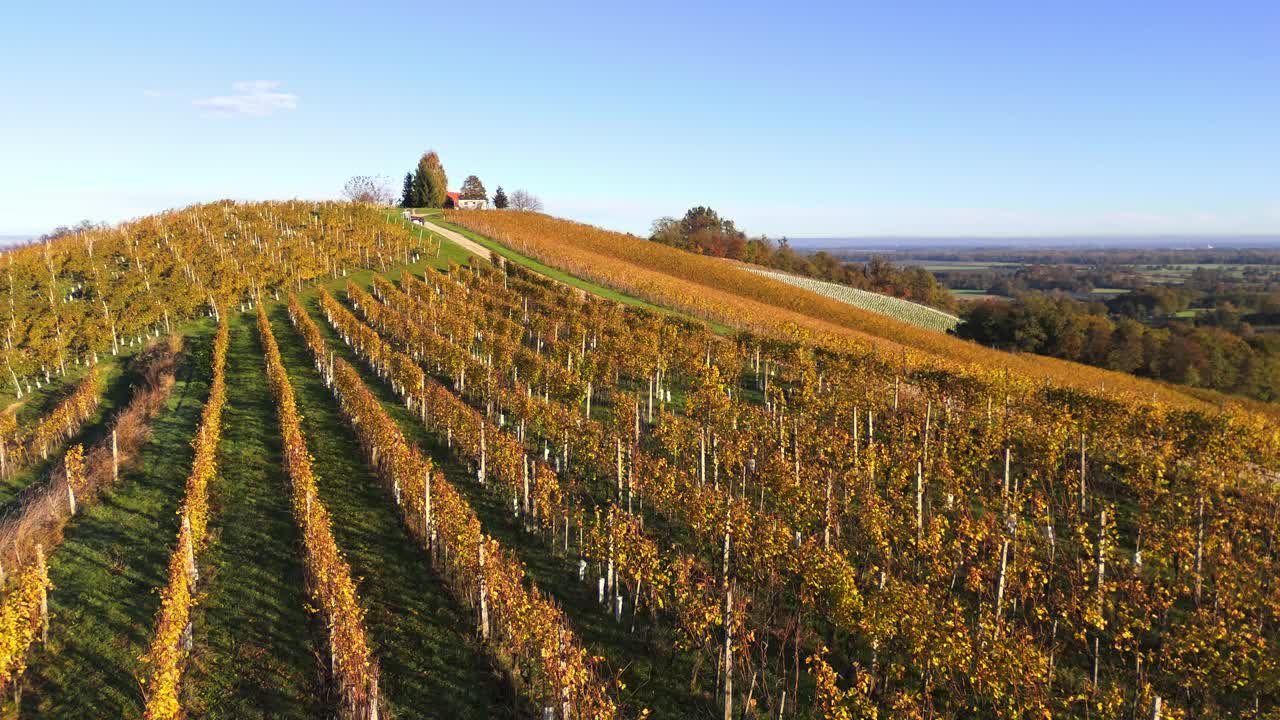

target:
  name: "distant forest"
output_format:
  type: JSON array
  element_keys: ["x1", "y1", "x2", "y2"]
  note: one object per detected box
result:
[
  {"x1": 958, "y1": 292, "x2": 1280, "y2": 401},
  {"x1": 920, "y1": 248, "x2": 1280, "y2": 402}
]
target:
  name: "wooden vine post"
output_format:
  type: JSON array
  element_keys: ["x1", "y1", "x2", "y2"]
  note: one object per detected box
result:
[
  {"x1": 478, "y1": 536, "x2": 490, "y2": 642},
  {"x1": 37, "y1": 545, "x2": 48, "y2": 644},
  {"x1": 721, "y1": 497, "x2": 733, "y2": 720}
]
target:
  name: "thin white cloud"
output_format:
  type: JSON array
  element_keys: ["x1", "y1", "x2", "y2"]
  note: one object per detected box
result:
[{"x1": 192, "y1": 81, "x2": 298, "y2": 117}]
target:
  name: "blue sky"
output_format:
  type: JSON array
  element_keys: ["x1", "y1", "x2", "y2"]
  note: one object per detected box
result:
[{"x1": 1, "y1": 0, "x2": 1277, "y2": 238}]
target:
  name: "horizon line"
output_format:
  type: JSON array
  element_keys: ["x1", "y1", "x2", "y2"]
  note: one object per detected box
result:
[{"x1": 787, "y1": 232, "x2": 1280, "y2": 240}]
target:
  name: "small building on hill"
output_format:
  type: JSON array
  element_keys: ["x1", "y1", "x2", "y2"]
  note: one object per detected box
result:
[{"x1": 445, "y1": 191, "x2": 487, "y2": 210}]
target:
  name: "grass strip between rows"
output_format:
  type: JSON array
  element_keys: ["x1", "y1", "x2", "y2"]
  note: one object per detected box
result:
[
  {"x1": 139, "y1": 315, "x2": 229, "y2": 719},
  {"x1": 257, "y1": 305, "x2": 380, "y2": 720}
]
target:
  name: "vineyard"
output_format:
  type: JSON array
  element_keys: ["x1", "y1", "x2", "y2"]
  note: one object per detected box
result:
[
  {"x1": 439, "y1": 210, "x2": 1280, "y2": 420},
  {"x1": 0, "y1": 201, "x2": 1274, "y2": 719}
]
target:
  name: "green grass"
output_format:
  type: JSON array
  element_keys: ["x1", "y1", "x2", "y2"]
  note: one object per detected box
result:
[
  {"x1": 384, "y1": 209, "x2": 478, "y2": 269},
  {"x1": 304, "y1": 291, "x2": 721, "y2": 719},
  {"x1": 0, "y1": 347, "x2": 143, "y2": 508},
  {"x1": 14, "y1": 320, "x2": 216, "y2": 719},
  {"x1": 6, "y1": 359, "x2": 96, "y2": 428},
  {"x1": 424, "y1": 215, "x2": 733, "y2": 334},
  {"x1": 919, "y1": 261, "x2": 1021, "y2": 272},
  {"x1": 950, "y1": 290, "x2": 1010, "y2": 303},
  {"x1": 268, "y1": 303, "x2": 519, "y2": 720},
  {"x1": 178, "y1": 312, "x2": 325, "y2": 719}
]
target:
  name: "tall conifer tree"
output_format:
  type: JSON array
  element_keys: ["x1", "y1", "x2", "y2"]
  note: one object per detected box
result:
[
  {"x1": 412, "y1": 151, "x2": 448, "y2": 208},
  {"x1": 399, "y1": 172, "x2": 414, "y2": 207}
]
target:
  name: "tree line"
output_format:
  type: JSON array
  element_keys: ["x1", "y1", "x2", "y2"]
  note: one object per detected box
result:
[
  {"x1": 958, "y1": 291, "x2": 1280, "y2": 401},
  {"x1": 389, "y1": 150, "x2": 543, "y2": 211},
  {"x1": 648, "y1": 206, "x2": 958, "y2": 312},
  {"x1": 948, "y1": 256, "x2": 1280, "y2": 402}
]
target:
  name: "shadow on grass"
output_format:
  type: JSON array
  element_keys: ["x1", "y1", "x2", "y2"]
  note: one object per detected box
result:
[
  {"x1": 269, "y1": 303, "x2": 522, "y2": 720},
  {"x1": 0, "y1": 347, "x2": 142, "y2": 509},
  {"x1": 301, "y1": 292, "x2": 720, "y2": 720},
  {"x1": 15, "y1": 320, "x2": 214, "y2": 719}
]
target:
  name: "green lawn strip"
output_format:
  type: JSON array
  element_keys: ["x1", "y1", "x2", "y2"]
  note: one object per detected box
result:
[
  {"x1": 383, "y1": 209, "x2": 480, "y2": 269},
  {"x1": 391, "y1": 215, "x2": 754, "y2": 407},
  {"x1": 5, "y1": 326, "x2": 160, "y2": 428},
  {"x1": 303, "y1": 292, "x2": 717, "y2": 719},
  {"x1": 7, "y1": 357, "x2": 97, "y2": 427},
  {"x1": 15, "y1": 320, "x2": 216, "y2": 719},
  {"x1": 177, "y1": 312, "x2": 326, "y2": 719},
  {"x1": 268, "y1": 303, "x2": 517, "y2": 720},
  {"x1": 303, "y1": 242, "x2": 474, "y2": 311},
  {"x1": 0, "y1": 348, "x2": 141, "y2": 508},
  {"x1": 416, "y1": 215, "x2": 734, "y2": 334}
]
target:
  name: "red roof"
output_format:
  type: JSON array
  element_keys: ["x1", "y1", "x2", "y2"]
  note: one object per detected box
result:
[{"x1": 447, "y1": 192, "x2": 460, "y2": 202}]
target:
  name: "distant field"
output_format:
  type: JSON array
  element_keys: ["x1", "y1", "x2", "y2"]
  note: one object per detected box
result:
[
  {"x1": 917, "y1": 261, "x2": 1020, "y2": 272},
  {"x1": 951, "y1": 290, "x2": 1008, "y2": 302},
  {"x1": 1131, "y1": 264, "x2": 1272, "y2": 282},
  {"x1": 900, "y1": 259, "x2": 1273, "y2": 282},
  {"x1": 905, "y1": 258, "x2": 1277, "y2": 300},
  {"x1": 949, "y1": 287, "x2": 1127, "y2": 301}
]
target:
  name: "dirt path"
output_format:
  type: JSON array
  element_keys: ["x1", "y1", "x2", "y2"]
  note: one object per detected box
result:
[{"x1": 417, "y1": 219, "x2": 493, "y2": 261}]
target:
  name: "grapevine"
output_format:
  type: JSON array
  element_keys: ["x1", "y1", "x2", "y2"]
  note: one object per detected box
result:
[
  {"x1": 258, "y1": 305, "x2": 380, "y2": 720},
  {"x1": 291, "y1": 293, "x2": 618, "y2": 719},
  {"x1": 140, "y1": 314, "x2": 229, "y2": 719}
]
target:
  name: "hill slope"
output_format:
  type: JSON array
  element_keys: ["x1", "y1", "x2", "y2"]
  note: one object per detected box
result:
[
  {"x1": 0, "y1": 201, "x2": 1274, "y2": 720},
  {"x1": 441, "y1": 209, "x2": 1277, "y2": 418}
]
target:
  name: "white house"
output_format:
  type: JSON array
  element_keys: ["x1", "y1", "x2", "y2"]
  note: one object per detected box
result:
[{"x1": 447, "y1": 191, "x2": 487, "y2": 210}]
